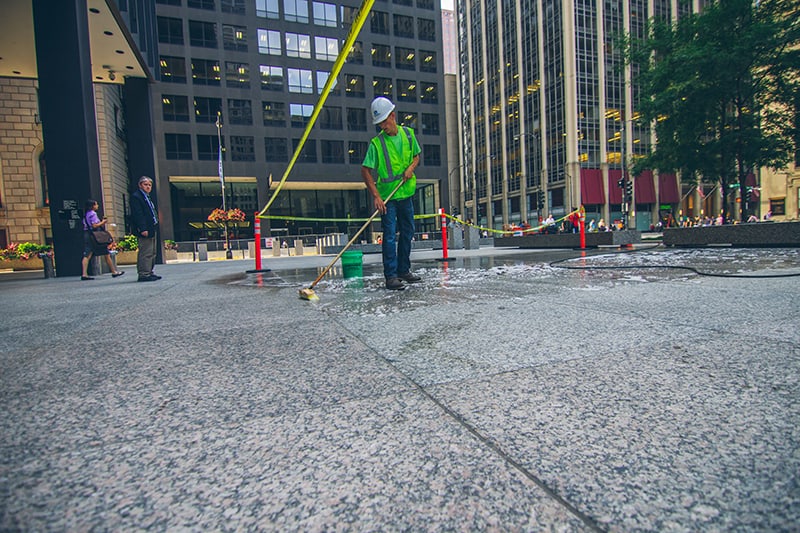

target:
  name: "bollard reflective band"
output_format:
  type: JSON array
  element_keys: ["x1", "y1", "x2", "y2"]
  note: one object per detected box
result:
[{"x1": 376, "y1": 126, "x2": 414, "y2": 183}]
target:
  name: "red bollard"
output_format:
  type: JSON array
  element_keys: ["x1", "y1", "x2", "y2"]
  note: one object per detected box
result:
[
  {"x1": 247, "y1": 213, "x2": 270, "y2": 273},
  {"x1": 440, "y1": 208, "x2": 449, "y2": 261},
  {"x1": 579, "y1": 206, "x2": 586, "y2": 250},
  {"x1": 254, "y1": 213, "x2": 262, "y2": 271}
]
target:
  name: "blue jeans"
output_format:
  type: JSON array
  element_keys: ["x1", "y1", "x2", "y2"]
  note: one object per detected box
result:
[{"x1": 381, "y1": 196, "x2": 414, "y2": 279}]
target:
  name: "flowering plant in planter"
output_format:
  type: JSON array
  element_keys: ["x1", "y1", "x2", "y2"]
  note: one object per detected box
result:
[
  {"x1": 111, "y1": 234, "x2": 139, "y2": 252},
  {"x1": 207, "y1": 208, "x2": 246, "y2": 223},
  {"x1": 164, "y1": 239, "x2": 178, "y2": 251},
  {"x1": 0, "y1": 242, "x2": 53, "y2": 261}
]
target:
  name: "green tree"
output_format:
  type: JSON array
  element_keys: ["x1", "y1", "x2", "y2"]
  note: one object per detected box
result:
[{"x1": 626, "y1": 0, "x2": 799, "y2": 220}]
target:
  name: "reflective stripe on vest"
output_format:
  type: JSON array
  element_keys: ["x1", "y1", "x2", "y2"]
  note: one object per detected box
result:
[{"x1": 377, "y1": 127, "x2": 414, "y2": 183}]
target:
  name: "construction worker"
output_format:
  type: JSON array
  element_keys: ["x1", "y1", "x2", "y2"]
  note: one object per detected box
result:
[{"x1": 361, "y1": 97, "x2": 422, "y2": 290}]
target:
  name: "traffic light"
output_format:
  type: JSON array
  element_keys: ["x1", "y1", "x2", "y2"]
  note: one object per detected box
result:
[
  {"x1": 617, "y1": 178, "x2": 624, "y2": 189},
  {"x1": 625, "y1": 180, "x2": 633, "y2": 202},
  {"x1": 537, "y1": 191, "x2": 544, "y2": 210}
]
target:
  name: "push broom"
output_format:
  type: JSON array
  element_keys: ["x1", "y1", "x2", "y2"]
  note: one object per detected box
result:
[{"x1": 299, "y1": 179, "x2": 405, "y2": 301}]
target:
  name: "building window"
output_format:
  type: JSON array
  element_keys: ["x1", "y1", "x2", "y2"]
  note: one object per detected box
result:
[
  {"x1": 156, "y1": 0, "x2": 181, "y2": 5},
  {"x1": 373, "y1": 77, "x2": 393, "y2": 98},
  {"x1": 345, "y1": 74, "x2": 365, "y2": 98},
  {"x1": 188, "y1": 0, "x2": 215, "y2": 9},
  {"x1": 321, "y1": 140, "x2": 344, "y2": 163},
  {"x1": 258, "y1": 29, "x2": 282, "y2": 55},
  {"x1": 371, "y1": 44, "x2": 391, "y2": 68},
  {"x1": 256, "y1": 0, "x2": 279, "y2": 18},
  {"x1": 222, "y1": 24, "x2": 247, "y2": 52},
  {"x1": 769, "y1": 198, "x2": 786, "y2": 216},
  {"x1": 420, "y1": 81, "x2": 438, "y2": 104},
  {"x1": 393, "y1": 14, "x2": 414, "y2": 38},
  {"x1": 227, "y1": 99, "x2": 252, "y2": 125},
  {"x1": 417, "y1": 18, "x2": 435, "y2": 41},
  {"x1": 192, "y1": 58, "x2": 220, "y2": 85},
  {"x1": 313, "y1": 2, "x2": 337, "y2": 27},
  {"x1": 347, "y1": 41, "x2": 364, "y2": 64},
  {"x1": 398, "y1": 111, "x2": 417, "y2": 129},
  {"x1": 230, "y1": 135, "x2": 255, "y2": 161},
  {"x1": 395, "y1": 47, "x2": 415, "y2": 70},
  {"x1": 371, "y1": 11, "x2": 389, "y2": 34},
  {"x1": 423, "y1": 144, "x2": 440, "y2": 166},
  {"x1": 157, "y1": 16, "x2": 183, "y2": 45},
  {"x1": 162, "y1": 94, "x2": 190, "y2": 121},
  {"x1": 265, "y1": 137, "x2": 288, "y2": 162},
  {"x1": 194, "y1": 97, "x2": 222, "y2": 123},
  {"x1": 293, "y1": 138, "x2": 317, "y2": 163},
  {"x1": 421, "y1": 113, "x2": 439, "y2": 135},
  {"x1": 189, "y1": 20, "x2": 217, "y2": 48},
  {"x1": 197, "y1": 134, "x2": 221, "y2": 160},
  {"x1": 260, "y1": 65, "x2": 283, "y2": 91},
  {"x1": 225, "y1": 62, "x2": 250, "y2": 88},
  {"x1": 348, "y1": 141, "x2": 367, "y2": 164},
  {"x1": 397, "y1": 79, "x2": 416, "y2": 102},
  {"x1": 419, "y1": 50, "x2": 436, "y2": 73},
  {"x1": 393, "y1": 0, "x2": 412, "y2": 6},
  {"x1": 416, "y1": 0, "x2": 434, "y2": 9},
  {"x1": 290, "y1": 103, "x2": 314, "y2": 127},
  {"x1": 316, "y1": 71, "x2": 338, "y2": 94},
  {"x1": 284, "y1": 0, "x2": 309, "y2": 23},
  {"x1": 347, "y1": 108, "x2": 367, "y2": 131},
  {"x1": 341, "y1": 5, "x2": 358, "y2": 30},
  {"x1": 319, "y1": 106, "x2": 342, "y2": 130},
  {"x1": 165, "y1": 133, "x2": 192, "y2": 159},
  {"x1": 285, "y1": 33, "x2": 311, "y2": 59},
  {"x1": 315, "y1": 36, "x2": 339, "y2": 62},
  {"x1": 160, "y1": 56, "x2": 187, "y2": 83},
  {"x1": 262, "y1": 101, "x2": 286, "y2": 126},
  {"x1": 221, "y1": 0, "x2": 246, "y2": 14},
  {"x1": 287, "y1": 68, "x2": 313, "y2": 94}
]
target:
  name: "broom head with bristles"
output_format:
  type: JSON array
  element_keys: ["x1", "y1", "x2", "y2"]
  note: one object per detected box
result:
[{"x1": 298, "y1": 287, "x2": 319, "y2": 301}]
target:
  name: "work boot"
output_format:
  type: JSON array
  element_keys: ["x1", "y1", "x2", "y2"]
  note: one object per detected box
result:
[
  {"x1": 385, "y1": 277, "x2": 405, "y2": 290},
  {"x1": 398, "y1": 272, "x2": 421, "y2": 283}
]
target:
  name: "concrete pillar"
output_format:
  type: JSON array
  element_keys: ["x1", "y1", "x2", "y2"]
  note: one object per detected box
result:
[{"x1": 33, "y1": 0, "x2": 102, "y2": 277}]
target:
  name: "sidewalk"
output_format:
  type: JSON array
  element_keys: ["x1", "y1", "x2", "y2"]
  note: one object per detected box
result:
[{"x1": 1, "y1": 245, "x2": 798, "y2": 530}]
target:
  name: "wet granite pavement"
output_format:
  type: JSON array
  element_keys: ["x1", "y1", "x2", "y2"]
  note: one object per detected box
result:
[{"x1": 1, "y1": 245, "x2": 799, "y2": 531}]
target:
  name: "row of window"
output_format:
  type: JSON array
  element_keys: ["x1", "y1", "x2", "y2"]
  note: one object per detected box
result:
[
  {"x1": 163, "y1": 133, "x2": 443, "y2": 165},
  {"x1": 162, "y1": 96, "x2": 441, "y2": 134},
  {"x1": 157, "y1": 13, "x2": 436, "y2": 51},
  {"x1": 159, "y1": 45, "x2": 437, "y2": 85},
  {"x1": 156, "y1": 0, "x2": 436, "y2": 19}
]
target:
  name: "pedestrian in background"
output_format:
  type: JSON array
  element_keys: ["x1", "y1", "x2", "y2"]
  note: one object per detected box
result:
[
  {"x1": 361, "y1": 97, "x2": 422, "y2": 291},
  {"x1": 81, "y1": 199, "x2": 125, "y2": 281},
  {"x1": 130, "y1": 176, "x2": 161, "y2": 282}
]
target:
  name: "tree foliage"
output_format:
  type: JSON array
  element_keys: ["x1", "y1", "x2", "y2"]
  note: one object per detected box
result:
[{"x1": 625, "y1": 0, "x2": 800, "y2": 218}]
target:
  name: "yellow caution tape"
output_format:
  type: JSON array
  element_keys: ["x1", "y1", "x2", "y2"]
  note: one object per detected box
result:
[{"x1": 257, "y1": 0, "x2": 375, "y2": 218}]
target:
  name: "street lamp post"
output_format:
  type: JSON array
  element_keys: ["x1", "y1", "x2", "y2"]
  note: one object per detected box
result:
[{"x1": 216, "y1": 112, "x2": 233, "y2": 259}]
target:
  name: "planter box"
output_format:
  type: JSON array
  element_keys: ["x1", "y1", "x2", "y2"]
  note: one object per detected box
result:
[
  {"x1": 1, "y1": 258, "x2": 44, "y2": 271},
  {"x1": 115, "y1": 250, "x2": 138, "y2": 265},
  {"x1": 163, "y1": 249, "x2": 178, "y2": 261}
]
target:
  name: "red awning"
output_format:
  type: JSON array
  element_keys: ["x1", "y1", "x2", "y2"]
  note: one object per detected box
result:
[
  {"x1": 634, "y1": 170, "x2": 656, "y2": 204},
  {"x1": 658, "y1": 173, "x2": 680, "y2": 203},
  {"x1": 608, "y1": 169, "x2": 623, "y2": 204},
  {"x1": 580, "y1": 168, "x2": 605, "y2": 205}
]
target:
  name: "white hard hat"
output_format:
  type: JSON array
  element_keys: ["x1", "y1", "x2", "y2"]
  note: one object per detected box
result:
[{"x1": 371, "y1": 97, "x2": 395, "y2": 124}]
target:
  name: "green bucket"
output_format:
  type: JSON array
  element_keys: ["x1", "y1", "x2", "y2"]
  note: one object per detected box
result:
[{"x1": 341, "y1": 249, "x2": 363, "y2": 278}]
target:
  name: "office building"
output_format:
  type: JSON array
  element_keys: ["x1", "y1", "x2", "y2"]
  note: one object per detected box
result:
[
  {"x1": 142, "y1": 0, "x2": 448, "y2": 241},
  {"x1": 455, "y1": 0, "x2": 709, "y2": 230}
]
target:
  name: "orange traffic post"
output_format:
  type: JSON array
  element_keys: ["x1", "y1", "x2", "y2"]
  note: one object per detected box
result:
[{"x1": 439, "y1": 208, "x2": 449, "y2": 261}]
